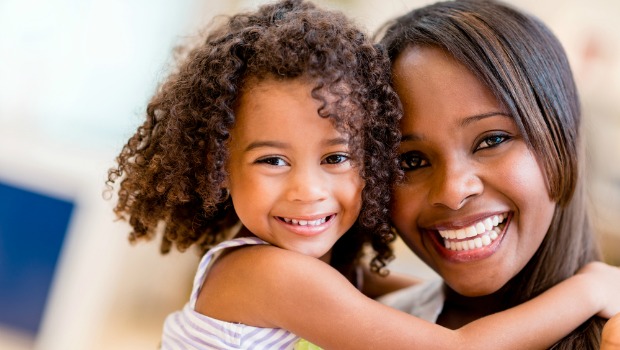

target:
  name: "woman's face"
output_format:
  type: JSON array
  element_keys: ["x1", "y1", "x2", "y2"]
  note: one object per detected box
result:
[{"x1": 390, "y1": 46, "x2": 556, "y2": 296}]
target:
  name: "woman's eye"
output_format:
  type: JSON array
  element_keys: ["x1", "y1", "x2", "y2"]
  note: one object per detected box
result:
[
  {"x1": 323, "y1": 153, "x2": 350, "y2": 165},
  {"x1": 399, "y1": 152, "x2": 429, "y2": 171},
  {"x1": 256, "y1": 156, "x2": 288, "y2": 166},
  {"x1": 476, "y1": 134, "x2": 510, "y2": 150}
]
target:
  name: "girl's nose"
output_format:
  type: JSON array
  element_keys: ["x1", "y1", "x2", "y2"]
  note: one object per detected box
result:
[
  {"x1": 428, "y1": 160, "x2": 483, "y2": 210},
  {"x1": 286, "y1": 166, "x2": 329, "y2": 203}
]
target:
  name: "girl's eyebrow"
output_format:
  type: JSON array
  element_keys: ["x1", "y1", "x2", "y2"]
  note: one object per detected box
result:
[
  {"x1": 325, "y1": 137, "x2": 349, "y2": 146},
  {"x1": 401, "y1": 112, "x2": 511, "y2": 142},
  {"x1": 244, "y1": 141, "x2": 288, "y2": 152},
  {"x1": 244, "y1": 137, "x2": 349, "y2": 152}
]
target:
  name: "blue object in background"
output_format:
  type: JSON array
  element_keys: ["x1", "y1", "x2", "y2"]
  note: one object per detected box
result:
[{"x1": 0, "y1": 181, "x2": 74, "y2": 335}]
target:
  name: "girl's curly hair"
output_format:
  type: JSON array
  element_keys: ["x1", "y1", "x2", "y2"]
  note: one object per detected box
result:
[{"x1": 106, "y1": 0, "x2": 402, "y2": 277}]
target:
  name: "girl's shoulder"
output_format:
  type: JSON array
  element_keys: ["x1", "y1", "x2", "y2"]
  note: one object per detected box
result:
[
  {"x1": 215, "y1": 242, "x2": 337, "y2": 289},
  {"x1": 195, "y1": 240, "x2": 346, "y2": 328}
]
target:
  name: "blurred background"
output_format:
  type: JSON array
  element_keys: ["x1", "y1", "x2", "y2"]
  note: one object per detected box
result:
[{"x1": 0, "y1": 0, "x2": 618, "y2": 349}]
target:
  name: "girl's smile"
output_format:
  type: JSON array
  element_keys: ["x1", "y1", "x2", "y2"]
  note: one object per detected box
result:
[{"x1": 390, "y1": 46, "x2": 556, "y2": 297}]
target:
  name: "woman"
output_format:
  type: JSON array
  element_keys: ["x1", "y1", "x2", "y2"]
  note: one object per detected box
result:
[{"x1": 377, "y1": 0, "x2": 611, "y2": 348}]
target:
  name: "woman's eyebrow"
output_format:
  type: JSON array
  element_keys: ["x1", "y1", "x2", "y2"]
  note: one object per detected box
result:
[
  {"x1": 458, "y1": 112, "x2": 511, "y2": 128},
  {"x1": 400, "y1": 112, "x2": 511, "y2": 143}
]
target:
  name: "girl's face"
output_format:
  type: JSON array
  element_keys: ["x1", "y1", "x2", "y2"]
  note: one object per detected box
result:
[
  {"x1": 390, "y1": 46, "x2": 556, "y2": 296},
  {"x1": 227, "y1": 78, "x2": 363, "y2": 261}
]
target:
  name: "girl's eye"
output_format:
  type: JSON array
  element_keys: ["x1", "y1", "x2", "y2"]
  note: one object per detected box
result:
[
  {"x1": 256, "y1": 156, "x2": 288, "y2": 166},
  {"x1": 323, "y1": 153, "x2": 350, "y2": 165},
  {"x1": 476, "y1": 133, "x2": 510, "y2": 151},
  {"x1": 399, "y1": 152, "x2": 429, "y2": 171}
]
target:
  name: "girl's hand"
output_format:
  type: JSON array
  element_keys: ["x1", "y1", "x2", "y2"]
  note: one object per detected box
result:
[
  {"x1": 602, "y1": 313, "x2": 620, "y2": 350},
  {"x1": 577, "y1": 262, "x2": 620, "y2": 318}
]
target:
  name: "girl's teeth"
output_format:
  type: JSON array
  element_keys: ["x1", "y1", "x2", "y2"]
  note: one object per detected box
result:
[{"x1": 282, "y1": 216, "x2": 329, "y2": 226}]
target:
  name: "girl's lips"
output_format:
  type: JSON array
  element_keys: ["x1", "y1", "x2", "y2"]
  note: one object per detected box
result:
[{"x1": 426, "y1": 213, "x2": 511, "y2": 263}]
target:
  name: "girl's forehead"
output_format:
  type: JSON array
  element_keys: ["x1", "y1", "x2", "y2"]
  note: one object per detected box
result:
[{"x1": 239, "y1": 76, "x2": 360, "y2": 121}]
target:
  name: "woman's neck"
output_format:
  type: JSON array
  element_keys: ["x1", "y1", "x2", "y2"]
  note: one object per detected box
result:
[{"x1": 436, "y1": 283, "x2": 511, "y2": 329}]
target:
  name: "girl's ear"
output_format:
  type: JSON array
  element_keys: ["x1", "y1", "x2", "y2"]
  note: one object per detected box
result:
[
  {"x1": 220, "y1": 187, "x2": 230, "y2": 202},
  {"x1": 220, "y1": 164, "x2": 230, "y2": 200},
  {"x1": 221, "y1": 174, "x2": 229, "y2": 190}
]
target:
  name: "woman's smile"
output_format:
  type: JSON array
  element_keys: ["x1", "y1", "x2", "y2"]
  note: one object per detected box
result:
[{"x1": 424, "y1": 212, "x2": 510, "y2": 262}]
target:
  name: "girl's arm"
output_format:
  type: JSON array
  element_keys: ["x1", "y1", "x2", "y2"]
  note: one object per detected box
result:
[
  {"x1": 359, "y1": 265, "x2": 422, "y2": 299},
  {"x1": 198, "y1": 246, "x2": 620, "y2": 350}
]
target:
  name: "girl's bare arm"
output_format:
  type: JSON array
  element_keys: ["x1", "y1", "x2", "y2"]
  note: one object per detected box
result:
[{"x1": 201, "y1": 246, "x2": 620, "y2": 350}]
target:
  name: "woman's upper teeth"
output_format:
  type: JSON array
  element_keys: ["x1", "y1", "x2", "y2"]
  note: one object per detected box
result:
[{"x1": 438, "y1": 213, "x2": 507, "y2": 239}]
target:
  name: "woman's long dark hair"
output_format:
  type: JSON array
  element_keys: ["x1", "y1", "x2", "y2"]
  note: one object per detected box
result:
[{"x1": 378, "y1": 0, "x2": 603, "y2": 348}]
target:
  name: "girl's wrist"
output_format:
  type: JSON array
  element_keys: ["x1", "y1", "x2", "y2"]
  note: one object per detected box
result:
[{"x1": 574, "y1": 262, "x2": 606, "y2": 314}]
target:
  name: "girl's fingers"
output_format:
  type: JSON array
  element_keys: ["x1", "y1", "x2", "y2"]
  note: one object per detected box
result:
[{"x1": 602, "y1": 313, "x2": 620, "y2": 350}]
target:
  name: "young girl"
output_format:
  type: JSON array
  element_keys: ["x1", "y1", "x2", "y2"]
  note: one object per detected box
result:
[
  {"x1": 377, "y1": 0, "x2": 620, "y2": 348},
  {"x1": 106, "y1": 0, "x2": 620, "y2": 349}
]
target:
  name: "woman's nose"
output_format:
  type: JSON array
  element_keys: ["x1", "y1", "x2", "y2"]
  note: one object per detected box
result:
[{"x1": 428, "y1": 159, "x2": 483, "y2": 210}]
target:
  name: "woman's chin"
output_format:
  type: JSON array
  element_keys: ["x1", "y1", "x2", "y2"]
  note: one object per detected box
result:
[{"x1": 444, "y1": 280, "x2": 507, "y2": 298}]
